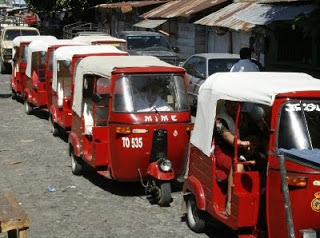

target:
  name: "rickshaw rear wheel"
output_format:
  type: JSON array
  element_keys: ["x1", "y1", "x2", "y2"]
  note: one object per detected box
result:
[
  {"x1": 155, "y1": 182, "x2": 171, "y2": 207},
  {"x1": 187, "y1": 195, "x2": 206, "y2": 233},
  {"x1": 24, "y1": 100, "x2": 33, "y2": 115},
  {"x1": 71, "y1": 151, "x2": 83, "y2": 176}
]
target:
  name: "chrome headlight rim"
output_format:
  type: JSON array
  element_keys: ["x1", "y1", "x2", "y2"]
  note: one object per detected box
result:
[{"x1": 158, "y1": 158, "x2": 172, "y2": 172}]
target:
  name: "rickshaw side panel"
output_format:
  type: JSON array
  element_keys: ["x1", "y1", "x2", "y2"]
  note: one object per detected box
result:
[
  {"x1": 183, "y1": 175, "x2": 206, "y2": 210},
  {"x1": 185, "y1": 145, "x2": 213, "y2": 210},
  {"x1": 232, "y1": 171, "x2": 260, "y2": 228},
  {"x1": 92, "y1": 126, "x2": 110, "y2": 167}
]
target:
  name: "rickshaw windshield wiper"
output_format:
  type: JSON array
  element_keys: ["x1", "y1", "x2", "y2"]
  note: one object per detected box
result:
[
  {"x1": 300, "y1": 101, "x2": 313, "y2": 150},
  {"x1": 151, "y1": 106, "x2": 160, "y2": 115}
]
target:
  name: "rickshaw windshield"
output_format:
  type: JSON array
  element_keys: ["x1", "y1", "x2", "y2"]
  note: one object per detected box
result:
[
  {"x1": 113, "y1": 74, "x2": 189, "y2": 113},
  {"x1": 278, "y1": 101, "x2": 320, "y2": 150}
]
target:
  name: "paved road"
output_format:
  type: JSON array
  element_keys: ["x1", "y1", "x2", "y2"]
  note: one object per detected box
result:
[{"x1": 0, "y1": 73, "x2": 235, "y2": 238}]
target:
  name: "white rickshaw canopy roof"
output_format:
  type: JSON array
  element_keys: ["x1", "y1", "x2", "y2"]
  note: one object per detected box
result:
[
  {"x1": 72, "y1": 55, "x2": 182, "y2": 116},
  {"x1": 192, "y1": 72, "x2": 320, "y2": 157},
  {"x1": 25, "y1": 36, "x2": 58, "y2": 78},
  {"x1": 13, "y1": 35, "x2": 56, "y2": 47},
  {"x1": 52, "y1": 45, "x2": 127, "y2": 92}
]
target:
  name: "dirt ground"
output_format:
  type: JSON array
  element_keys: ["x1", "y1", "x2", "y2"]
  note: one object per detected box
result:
[{"x1": 0, "y1": 74, "x2": 235, "y2": 238}]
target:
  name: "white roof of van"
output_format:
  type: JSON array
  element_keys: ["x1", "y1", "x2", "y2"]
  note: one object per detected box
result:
[
  {"x1": 72, "y1": 35, "x2": 126, "y2": 44},
  {"x1": 192, "y1": 72, "x2": 320, "y2": 156}
]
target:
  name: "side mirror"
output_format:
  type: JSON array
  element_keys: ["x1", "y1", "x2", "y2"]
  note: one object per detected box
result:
[
  {"x1": 172, "y1": 47, "x2": 179, "y2": 53},
  {"x1": 63, "y1": 60, "x2": 71, "y2": 70},
  {"x1": 92, "y1": 93, "x2": 103, "y2": 103}
]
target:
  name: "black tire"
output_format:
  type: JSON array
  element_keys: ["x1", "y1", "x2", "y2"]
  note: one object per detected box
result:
[
  {"x1": 11, "y1": 90, "x2": 17, "y2": 100},
  {"x1": 0, "y1": 59, "x2": 6, "y2": 74},
  {"x1": 50, "y1": 116, "x2": 60, "y2": 136},
  {"x1": 24, "y1": 99, "x2": 33, "y2": 115},
  {"x1": 71, "y1": 151, "x2": 82, "y2": 176},
  {"x1": 187, "y1": 195, "x2": 206, "y2": 233},
  {"x1": 156, "y1": 182, "x2": 172, "y2": 207}
]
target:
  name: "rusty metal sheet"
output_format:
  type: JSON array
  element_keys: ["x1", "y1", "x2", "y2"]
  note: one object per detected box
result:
[
  {"x1": 95, "y1": 1, "x2": 169, "y2": 9},
  {"x1": 134, "y1": 19, "x2": 167, "y2": 28},
  {"x1": 141, "y1": 0, "x2": 228, "y2": 18},
  {"x1": 194, "y1": 2, "x2": 256, "y2": 31}
]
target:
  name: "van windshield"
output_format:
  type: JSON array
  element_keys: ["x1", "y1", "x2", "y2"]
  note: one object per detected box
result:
[
  {"x1": 4, "y1": 29, "x2": 38, "y2": 41},
  {"x1": 127, "y1": 36, "x2": 171, "y2": 51},
  {"x1": 113, "y1": 74, "x2": 189, "y2": 113},
  {"x1": 278, "y1": 101, "x2": 320, "y2": 150}
]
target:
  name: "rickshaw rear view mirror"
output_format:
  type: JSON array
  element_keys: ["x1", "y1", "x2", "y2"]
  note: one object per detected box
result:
[
  {"x1": 92, "y1": 93, "x2": 103, "y2": 103},
  {"x1": 63, "y1": 60, "x2": 71, "y2": 70}
]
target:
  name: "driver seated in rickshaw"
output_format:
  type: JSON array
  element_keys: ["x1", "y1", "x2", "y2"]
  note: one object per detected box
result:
[
  {"x1": 213, "y1": 100, "x2": 269, "y2": 215},
  {"x1": 135, "y1": 79, "x2": 172, "y2": 112}
]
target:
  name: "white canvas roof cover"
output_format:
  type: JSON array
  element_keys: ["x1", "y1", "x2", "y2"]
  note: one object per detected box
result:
[
  {"x1": 73, "y1": 55, "x2": 179, "y2": 116},
  {"x1": 192, "y1": 72, "x2": 320, "y2": 157},
  {"x1": 72, "y1": 35, "x2": 126, "y2": 44},
  {"x1": 52, "y1": 45, "x2": 126, "y2": 92},
  {"x1": 25, "y1": 37, "x2": 58, "y2": 78},
  {"x1": 13, "y1": 35, "x2": 56, "y2": 47}
]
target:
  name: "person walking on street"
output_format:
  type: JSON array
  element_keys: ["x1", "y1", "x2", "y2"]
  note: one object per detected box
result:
[{"x1": 230, "y1": 47, "x2": 260, "y2": 72}]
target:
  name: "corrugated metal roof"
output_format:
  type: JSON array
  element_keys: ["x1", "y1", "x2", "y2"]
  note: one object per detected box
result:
[
  {"x1": 195, "y1": 2, "x2": 313, "y2": 31},
  {"x1": 195, "y1": 2, "x2": 256, "y2": 31},
  {"x1": 95, "y1": 1, "x2": 168, "y2": 9},
  {"x1": 141, "y1": 0, "x2": 228, "y2": 19},
  {"x1": 134, "y1": 19, "x2": 167, "y2": 28},
  {"x1": 234, "y1": 3, "x2": 314, "y2": 25}
]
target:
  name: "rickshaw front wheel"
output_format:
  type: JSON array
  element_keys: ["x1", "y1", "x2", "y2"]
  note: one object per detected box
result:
[
  {"x1": 11, "y1": 90, "x2": 16, "y2": 100},
  {"x1": 154, "y1": 182, "x2": 172, "y2": 207},
  {"x1": 71, "y1": 151, "x2": 83, "y2": 176},
  {"x1": 187, "y1": 195, "x2": 205, "y2": 233},
  {"x1": 50, "y1": 117, "x2": 60, "y2": 137}
]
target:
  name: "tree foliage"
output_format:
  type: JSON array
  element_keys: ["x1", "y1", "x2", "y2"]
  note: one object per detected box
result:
[{"x1": 25, "y1": 0, "x2": 113, "y2": 12}]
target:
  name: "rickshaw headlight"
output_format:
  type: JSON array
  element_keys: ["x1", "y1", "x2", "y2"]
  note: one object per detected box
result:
[{"x1": 159, "y1": 159, "x2": 172, "y2": 172}]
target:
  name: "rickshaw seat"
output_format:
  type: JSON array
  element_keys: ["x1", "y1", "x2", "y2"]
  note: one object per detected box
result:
[
  {"x1": 57, "y1": 82, "x2": 63, "y2": 108},
  {"x1": 83, "y1": 99, "x2": 93, "y2": 135}
]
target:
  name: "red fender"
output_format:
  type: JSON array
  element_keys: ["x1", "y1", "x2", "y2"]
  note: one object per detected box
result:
[
  {"x1": 147, "y1": 161, "x2": 175, "y2": 181},
  {"x1": 24, "y1": 89, "x2": 31, "y2": 102},
  {"x1": 49, "y1": 105, "x2": 58, "y2": 123},
  {"x1": 68, "y1": 132, "x2": 82, "y2": 157},
  {"x1": 183, "y1": 175, "x2": 206, "y2": 210}
]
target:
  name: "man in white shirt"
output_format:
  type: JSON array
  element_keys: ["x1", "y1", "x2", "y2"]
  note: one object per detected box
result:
[
  {"x1": 135, "y1": 83, "x2": 172, "y2": 112},
  {"x1": 230, "y1": 47, "x2": 260, "y2": 72}
]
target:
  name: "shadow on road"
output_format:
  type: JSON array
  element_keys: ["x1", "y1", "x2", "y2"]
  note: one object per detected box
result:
[
  {"x1": 81, "y1": 166, "x2": 184, "y2": 207},
  {"x1": 83, "y1": 167, "x2": 145, "y2": 197},
  {"x1": 180, "y1": 213, "x2": 237, "y2": 238},
  {"x1": 0, "y1": 94, "x2": 11, "y2": 98}
]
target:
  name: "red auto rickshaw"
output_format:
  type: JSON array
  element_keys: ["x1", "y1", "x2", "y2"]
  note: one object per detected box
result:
[
  {"x1": 183, "y1": 72, "x2": 320, "y2": 237},
  {"x1": 11, "y1": 35, "x2": 57, "y2": 101},
  {"x1": 22, "y1": 39, "x2": 86, "y2": 113},
  {"x1": 68, "y1": 55, "x2": 192, "y2": 206},
  {"x1": 72, "y1": 35, "x2": 127, "y2": 51},
  {"x1": 50, "y1": 45, "x2": 128, "y2": 136}
]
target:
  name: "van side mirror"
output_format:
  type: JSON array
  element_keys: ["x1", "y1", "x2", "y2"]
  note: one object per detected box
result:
[{"x1": 172, "y1": 47, "x2": 179, "y2": 53}]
